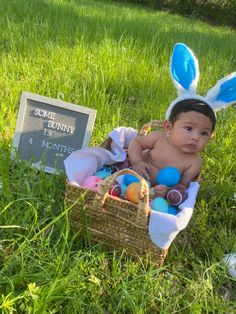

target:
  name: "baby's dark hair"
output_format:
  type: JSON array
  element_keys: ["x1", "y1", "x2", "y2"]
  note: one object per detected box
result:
[{"x1": 169, "y1": 99, "x2": 216, "y2": 132}]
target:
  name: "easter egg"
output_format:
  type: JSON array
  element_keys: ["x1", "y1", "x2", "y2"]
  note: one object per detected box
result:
[
  {"x1": 109, "y1": 184, "x2": 121, "y2": 197},
  {"x1": 95, "y1": 166, "x2": 112, "y2": 179},
  {"x1": 168, "y1": 206, "x2": 178, "y2": 216},
  {"x1": 120, "y1": 183, "x2": 128, "y2": 195},
  {"x1": 95, "y1": 170, "x2": 110, "y2": 179},
  {"x1": 151, "y1": 197, "x2": 169, "y2": 213},
  {"x1": 156, "y1": 166, "x2": 181, "y2": 187},
  {"x1": 125, "y1": 182, "x2": 141, "y2": 204},
  {"x1": 124, "y1": 174, "x2": 140, "y2": 186},
  {"x1": 82, "y1": 176, "x2": 102, "y2": 191},
  {"x1": 167, "y1": 189, "x2": 182, "y2": 206},
  {"x1": 167, "y1": 187, "x2": 188, "y2": 206}
]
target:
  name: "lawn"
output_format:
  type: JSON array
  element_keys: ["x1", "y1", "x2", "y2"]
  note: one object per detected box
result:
[{"x1": 0, "y1": 0, "x2": 235, "y2": 312}]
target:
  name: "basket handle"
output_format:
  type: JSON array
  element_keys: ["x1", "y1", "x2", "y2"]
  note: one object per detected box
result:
[
  {"x1": 98, "y1": 120, "x2": 163, "y2": 151},
  {"x1": 93, "y1": 169, "x2": 150, "y2": 225},
  {"x1": 139, "y1": 120, "x2": 163, "y2": 136}
]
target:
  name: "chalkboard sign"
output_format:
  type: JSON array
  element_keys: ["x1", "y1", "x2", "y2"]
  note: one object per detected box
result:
[{"x1": 12, "y1": 92, "x2": 97, "y2": 174}]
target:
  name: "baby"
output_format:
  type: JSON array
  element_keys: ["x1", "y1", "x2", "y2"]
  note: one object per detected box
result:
[
  {"x1": 127, "y1": 41, "x2": 236, "y2": 198},
  {"x1": 128, "y1": 99, "x2": 215, "y2": 197}
]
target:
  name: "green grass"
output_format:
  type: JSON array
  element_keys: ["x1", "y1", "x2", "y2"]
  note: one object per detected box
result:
[{"x1": 0, "y1": 0, "x2": 236, "y2": 312}]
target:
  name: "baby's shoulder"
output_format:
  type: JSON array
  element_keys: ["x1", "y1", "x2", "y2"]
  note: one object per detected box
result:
[
  {"x1": 149, "y1": 130, "x2": 165, "y2": 139},
  {"x1": 142, "y1": 130, "x2": 162, "y2": 140},
  {"x1": 148, "y1": 129, "x2": 162, "y2": 136}
]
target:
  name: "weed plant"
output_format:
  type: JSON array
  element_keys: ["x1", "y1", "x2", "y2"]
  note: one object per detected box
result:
[{"x1": 0, "y1": 0, "x2": 235, "y2": 312}]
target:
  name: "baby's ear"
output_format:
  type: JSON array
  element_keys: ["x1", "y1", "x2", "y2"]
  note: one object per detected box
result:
[{"x1": 163, "y1": 120, "x2": 173, "y2": 133}]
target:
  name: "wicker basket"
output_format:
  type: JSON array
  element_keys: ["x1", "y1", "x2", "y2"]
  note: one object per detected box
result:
[{"x1": 65, "y1": 121, "x2": 168, "y2": 266}]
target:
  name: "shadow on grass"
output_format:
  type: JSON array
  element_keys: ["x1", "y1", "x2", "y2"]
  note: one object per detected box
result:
[{"x1": 0, "y1": 0, "x2": 235, "y2": 60}]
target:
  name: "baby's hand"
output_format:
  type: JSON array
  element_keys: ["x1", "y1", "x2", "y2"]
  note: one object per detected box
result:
[
  {"x1": 152, "y1": 184, "x2": 168, "y2": 198},
  {"x1": 132, "y1": 160, "x2": 150, "y2": 180}
]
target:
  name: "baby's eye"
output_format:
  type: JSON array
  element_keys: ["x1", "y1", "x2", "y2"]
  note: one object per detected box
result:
[
  {"x1": 185, "y1": 127, "x2": 192, "y2": 131},
  {"x1": 201, "y1": 131, "x2": 210, "y2": 137}
]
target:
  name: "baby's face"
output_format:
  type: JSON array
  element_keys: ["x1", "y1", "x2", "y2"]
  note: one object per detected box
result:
[{"x1": 167, "y1": 111, "x2": 213, "y2": 154}]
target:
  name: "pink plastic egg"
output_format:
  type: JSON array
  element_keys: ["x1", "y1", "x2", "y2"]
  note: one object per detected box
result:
[{"x1": 82, "y1": 176, "x2": 102, "y2": 191}]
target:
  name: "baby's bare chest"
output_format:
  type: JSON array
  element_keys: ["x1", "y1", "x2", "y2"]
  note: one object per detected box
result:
[{"x1": 145, "y1": 143, "x2": 192, "y2": 173}]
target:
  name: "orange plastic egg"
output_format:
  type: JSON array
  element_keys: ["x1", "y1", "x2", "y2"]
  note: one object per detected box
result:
[{"x1": 125, "y1": 182, "x2": 141, "y2": 204}]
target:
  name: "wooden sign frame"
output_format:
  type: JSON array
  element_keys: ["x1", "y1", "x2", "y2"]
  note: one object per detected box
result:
[{"x1": 12, "y1": 92, "x2": 97, "y2": 174}]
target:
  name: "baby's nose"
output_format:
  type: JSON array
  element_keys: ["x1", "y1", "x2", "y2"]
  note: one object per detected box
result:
[{"x1": 191, "y1": 131, "x2": 200, "y2": 141}]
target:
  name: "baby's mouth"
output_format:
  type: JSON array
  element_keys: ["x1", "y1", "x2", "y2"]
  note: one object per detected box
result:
[{"x1": 186, "y1": 143, "x2": 196, "y2": 150}]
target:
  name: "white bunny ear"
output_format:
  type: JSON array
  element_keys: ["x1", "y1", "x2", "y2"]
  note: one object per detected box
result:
[
  {"x1": 205, "y1": 72, "x2": 236, "y2": 111},
  {"x1": 170, "y1": 43, "x2": 199, "y2": 96}
]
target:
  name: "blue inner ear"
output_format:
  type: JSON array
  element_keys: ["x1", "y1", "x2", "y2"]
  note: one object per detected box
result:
[
  {"x1": 171, "y1": 44, "x2": 197, "y2": 91},
  {"x1": 216, "y1": 76, "x2": 236, "y2": 102}
]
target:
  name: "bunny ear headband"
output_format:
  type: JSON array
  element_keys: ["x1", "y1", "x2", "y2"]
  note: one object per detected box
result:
[{"x1": 166, "y1": 43, "x2": 236, "y2": 119}]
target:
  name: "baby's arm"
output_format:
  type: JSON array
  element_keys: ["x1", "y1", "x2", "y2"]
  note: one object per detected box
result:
[
  {"x1": 180, "y1": 159, "x2": 202, "y2": 189},
  {"x1": 128, "y1": 131, "x2": 161, "y2": 180}
]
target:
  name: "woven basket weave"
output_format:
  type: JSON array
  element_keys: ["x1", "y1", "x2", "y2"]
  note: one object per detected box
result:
[{"x1": 65, "y1": 121, "x2": 168, "y2": 266}]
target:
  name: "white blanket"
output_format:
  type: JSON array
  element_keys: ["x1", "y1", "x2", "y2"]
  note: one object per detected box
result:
[
  {"x1": 64, "y1": 127, "x2": 137, "y2": 185},
  {"x1": 149, "y1": 181, "x2": 199, "y2": 249},
  {"x1": 64, "y1": 127, "x2": 199, "y2": 249}
]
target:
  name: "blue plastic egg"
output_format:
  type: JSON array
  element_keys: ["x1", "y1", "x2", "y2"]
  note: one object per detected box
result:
[
  {"x1": 120, "y1": 183, "x2": 128, "y2": 195},
  {"x1": 151, "y1": 197, "x2": 169, "y2": 213},
  {"x1": 168, "y1": 205, "x2": 178, "y2": 216},
  {"x1": 124, "y1": 174, "x2": 140, "y2": 186},
  {"x1": 156, "y1": 166, "x2": 181, "y2": 187},
  {"x1": 95, "y1": 166, "x2": 112, "y2": 179},
  {"x1": 95, "y1": 170, "x2": 110, "y2": 179}
]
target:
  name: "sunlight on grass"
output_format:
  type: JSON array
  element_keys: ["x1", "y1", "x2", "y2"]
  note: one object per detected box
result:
[{"x1": 0, "y1": 0, "x2": 235, "y2": 312}]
